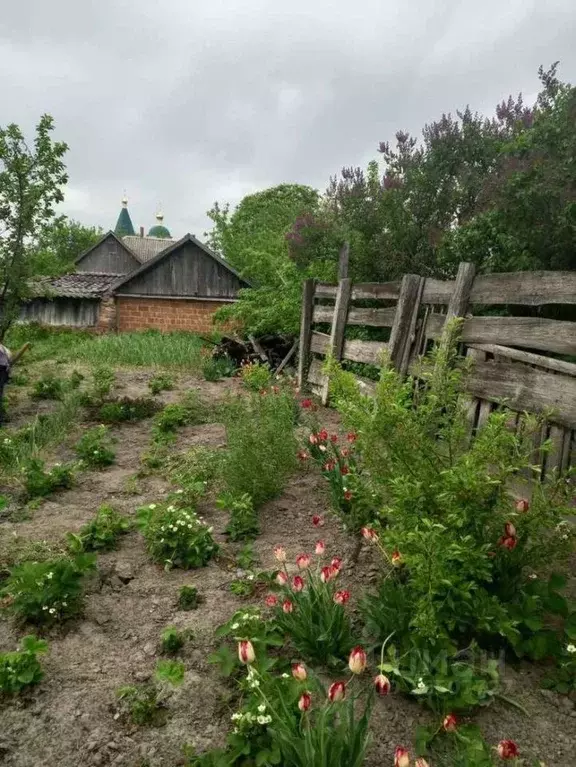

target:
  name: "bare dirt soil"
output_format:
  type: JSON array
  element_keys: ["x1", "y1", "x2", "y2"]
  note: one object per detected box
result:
[{"x1": 1, "y1": 368, "x2": 575, "y2": 766}]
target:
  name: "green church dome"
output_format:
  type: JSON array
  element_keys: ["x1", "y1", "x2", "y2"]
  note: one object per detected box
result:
[
  {"x1": 148, "y1": 211, "x2": 171, "y2": 238},
  {"x1": 115, "y1": 196, "x2": 135, "y2": 237}
]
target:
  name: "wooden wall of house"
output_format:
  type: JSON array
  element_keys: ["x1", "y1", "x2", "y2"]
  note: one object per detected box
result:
[
  {"x1": 19, "y1": 298, "x2": 100, "y2": 327},
  {"x1": 116, "y1": 241, "x2": 246, "y2": 298},
  {"x1": 76, "y1": 234, "x2": 139, "y2": 274}
]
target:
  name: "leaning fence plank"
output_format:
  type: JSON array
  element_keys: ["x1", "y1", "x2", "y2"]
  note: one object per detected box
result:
[
  {"x1": 297, "y1": 279, "x2": 315, "y2": 390},
  {"x1": 388, "y1": 274, "x2": 422, "y2": 372},
  {"x1": 467, "y1": 344, "x2": 576, "y2": 378},
  {"x1": 321, "y1": 278, "x2": 352, "y2": 405}
]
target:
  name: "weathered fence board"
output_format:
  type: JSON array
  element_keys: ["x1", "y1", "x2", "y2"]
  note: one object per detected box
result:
[
  {"x1": 311, "y1": 331, "x2": 386, "y2": 365},
  {"x1": 469, "y1": 271, "x2": 576, "y2": 306},
  {"x1": 313, "y1": 305, "x2": 396, "y2": 327},
  {"x1": 467, "y1": 344, "x2": 576, "y2": 378}
]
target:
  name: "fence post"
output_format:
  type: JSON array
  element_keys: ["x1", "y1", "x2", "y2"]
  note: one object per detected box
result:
[
  {"x1": 297, "y1": 279, "x2": 315, "y2": 391},
  {"x1": 321, "y1": 277, "x2": 352, "y2": 405},
  {"x1": 338, "y1": 241, "x2": 350, "y2": 280},
  {"x1": 388, "y1": 274, "x2": 423, "y2": 374},
  {"x1": 443, "y1": 261, "x2": 476, "y2": 329}
]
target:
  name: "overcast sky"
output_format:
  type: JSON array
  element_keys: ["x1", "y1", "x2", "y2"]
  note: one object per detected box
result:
[{"x1": 1, "y1": 0, "x2": 575, "y2": 240}]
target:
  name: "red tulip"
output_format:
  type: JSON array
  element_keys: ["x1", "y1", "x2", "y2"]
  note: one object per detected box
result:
[
  {"x1": 499, "y1": 535, "x2": 517, "y2": 551},
  {"x1": 238, "y1": 640, "x2": 255, "y2": 665},
  {"x1": 315, "y1": 540, "x2": 326, "y2": 556},
  {"x1": 282, "y1": 599, "x2": 294, "y2": 614},
  {"x1": 273, "y1": 545, "x2": 287, "y2": 562},
  {"x1": 391, "y1": 550, "x2": 402, "y2": 566},
  {"x1": 300, "y1": 398, "x2": 313, "y2": 409},
  {"x1": 276, "y1": 571, "x2": 288, "y2": 586},
  {"x1": 330, "y1": 434, "x2": 338, "y2": 443},
  {"x1": 340, "y1": 465, "x2": 350, "y2": 475},
  {"x1": 309, "y1": 433, "x2": 319, "y2": 445},
  {"x1": 374, "y1": 673, "x2": 390, "y2": 695},
  {"x1": 328, "y1": 681, "x2": 346, "y2": 702},
  {"x1": 344, "y1": 489, "x2": 352, "y2": 501},
  {"x1": 318, "y1": 429, "x2": 328, "y2": 441},
  {"x1": 323, "y1": 459, "x2": 336, "y2": 471},
  {"x1": 298, "y1": 691, "x2": 312, "y2": 711},
  {"x1": 394, "y1": 747, "x2": 410, "y2": 767},
  {"x1": 331, "y1": 557, "x2": 342, "y2": 573},
  {"x1": 292, "y1": 663, "x2": 307, "y2": 681},
  {"x1": 312, "y1": 514, "x2": 324, "y2": 527},
  {"x1": 297, "y1": 449, "x2": 309, "y2": 461},
  {"x1": 515, "y1": 498, "x2": 529, "y2": 513},
  {"x1": 504, "y1": 522, "x2": 516, "y2": 537},
  {"x1": 292, "y1": 575, "x2": 304, "y2": 592},
  {"x1": 361, "y1": 527, "x2": 378, "y2": 541},
  {"x1": 497, "y1": 740, "x2": 519, "y2": 759},
  {"x1": 340, "y1": 448, "x2": 350, "y2": 457},
  {"x1": 348, "y1": 646, "x2": 367, "y2": 674},
  {"x1": 443, "y1": 713, "x2": 457, "y2": 731},
  {"x1": 265, "y1": 594, "x2": 278, "y2": 607},
  {"x1": 320, "y1": 565, "x2": 334, "y2": 583},
  {"x1": 415, "y1": 759, "x2": 430, "y2": 767},
  {"x1": 334, "y1": 589, "x2": 350, "y2": 605},
  {"x1": 296, "y1": 554, "x2": 311, "y2": 570},
  {"x1": 346, "y1": 432, "x2": 357, "y2": 443}
]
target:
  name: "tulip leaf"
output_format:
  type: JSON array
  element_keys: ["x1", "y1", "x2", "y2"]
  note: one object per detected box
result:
[
  {"x1": 564, "y1": 613, "x2": 576, "y2": 640},
  {"x1": 549, "y1": 572, "x2": 567, "y2": 592}
]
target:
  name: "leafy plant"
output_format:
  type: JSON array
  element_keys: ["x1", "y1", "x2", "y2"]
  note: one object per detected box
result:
[
  {"x1": 97, "y1": 397, "x2": 159, "y2": 423},
  {"x1": 22, "y1": 458, "x2": 74, "y2": 499},
  {"x1": 221, "y1": 388, "x2": 297, "y2": 508},
  {"x1": 161, "y1": 626, "x2": 189, "y2": 655},
  {"x1": 75, "y1": 425, "x2": 115, "y2": 467},
  {"x1": 239, "y1": 361, "x2": 272, "y2": 392},
  {"x1": 136, "y1": 501, "x2": 218, "y2": 570},
  {"x1": 202, "y1": 355, "x2": 236, "y2": 381},
  {"x1": 218, "y1": 492, "x2": 259, "y2": 542},
  {"x1": 543, "y1": 641, "x2": 576, "y2": 694},
  {"x1": 116, "y1": 659, "x2": 186, "y2": 726},
  {"x1": 66, "y1": 504, "x2": 129, "y2": 553},
  {"x1": 0, "y1": 635, "x2": 48, "y2": 695},
  {"x1": 1, "y1": 554, "x2": 96, "y2": 624},
  {"x1": 152, "y1": 392, "x2": 209, "y2": 440},
  {"x1": 178, "y1": 585, "x2": 201, "y2": 611},
  {"x1": 90, "y1": 366, "x2": 115, "y2": 402},
  {"x1": 148, "y1": 373, "x2": 174, "y2": 395},
  {"x1": 31, "y1": 371, "x2": 65, "y2": 400}
]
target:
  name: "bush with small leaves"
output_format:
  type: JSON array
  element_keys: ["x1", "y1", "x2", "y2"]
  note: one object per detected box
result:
[
  {"x1": 0, "y1": 635, "x2": 48, "y2": 695},
  {"x1": 239, "y1": 361, "x2": 272, "y2": 392},
  {"x1": 97, "y1": 397, "x2": 160, "y2": 424},
  {"x1": 161, "y1": 626, "x2": 191, "y2": 655},
  {"x1": 22, "y1": 458, "x2": 74, "y2": 500},
  {"x1": 148, "y1": 373, "x2": 174, "y2": 395},
  {"x1": 178, "y1": 585, "x2": 201, "y2": 611},
  {"x1": 31, "y1": 371, "x2": 65, "y2": 400},
  {"x1": 1, "y1": 554, "x2": 96, "y2": 624},
  {"x1": 136, "y1": 501, "x2": 218, "y2": 570},
  {"x1": 91, "y1": 366, "x2": 116, "y2": 402},
  {"x1": 218, "y1": 492, "x2": 259, "y2": 542},
  {"x1": 75, "y1": 425, "x2": 115, "y2": 468},
  {"x1": 116, "y1": 659, "x2": 185, "y2": 726},
  {"x1": 67, "y1": 505, "x2": 129, "y2": 553},
  {"x1": 202, "y1": 355, "x2": 236, "y2": 381}
]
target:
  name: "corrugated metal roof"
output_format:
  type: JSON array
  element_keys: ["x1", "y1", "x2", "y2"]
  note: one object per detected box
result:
[
  {"x1": 30, "y1": 273, "x2": 119, "y2": 299},
  {"x1": 122, "y1": 235, "x2": 175, "y2": 263}
]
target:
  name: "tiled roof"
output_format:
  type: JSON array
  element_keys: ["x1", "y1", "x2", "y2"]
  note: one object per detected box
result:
[
  {"x1": 30, "y1": 272, "x2": 119, "y2": 299},
  {"x1": 122, "y1": 235, "x2": 175, "y2": 263}
]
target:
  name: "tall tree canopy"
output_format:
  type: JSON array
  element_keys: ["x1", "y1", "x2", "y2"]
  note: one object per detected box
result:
[{"x1": 31, "y1": 218, "x2": 102, "y2": 276}]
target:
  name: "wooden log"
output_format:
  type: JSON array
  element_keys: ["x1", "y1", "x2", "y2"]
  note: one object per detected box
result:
[
  {"x1": 313, "y1": 305, "x2": 396, "y2": 327},
  {"x1": 321, "y1": 278, "x2": 352, "y2": 405},
  {"x1": 297, "y1": 279, "x2": 315, "y2": 390},
  {"x1": 467, "y1": 344, "x2": 576, "y2": 378},
  {"x1": 388, "y1": 274, "x2": 423, "y2": 373},
  {"x1": 470, "y1": 271, "x2": 576, "y2": 306},
  {"x1": 248, "y1": 334, "x2": 269, "y2": 363}
]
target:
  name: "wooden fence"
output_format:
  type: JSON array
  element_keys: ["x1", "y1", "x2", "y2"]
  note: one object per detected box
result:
[{"x1": 297, "y1": 263, "x2": 576, "y2": 477}]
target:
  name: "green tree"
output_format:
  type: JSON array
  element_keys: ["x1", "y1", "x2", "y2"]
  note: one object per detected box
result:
[
  {"x1": 32, "y1": 218, "x2": 102, "y2": 276},
  {"x1": 0, "y1": 115, "x2": 68, "y2": 339}
]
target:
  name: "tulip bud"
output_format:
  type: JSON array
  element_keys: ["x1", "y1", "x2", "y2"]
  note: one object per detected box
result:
[
  {"x1": 394, "y1": 747, "x2": 410, "y2": 767},
  {"x1": 265, "y1": 594, "x2": 278, "y2": 607},
  {"x1": 276, "y1": 571, "x2": 288, "y2": 586},
  {"x1": 348, "y1": 646, "x2": 367, "y2": 674},
  {"x1": 334, "y1": 589, "x2": 350, "y2": 605},
  {"x1": 443, "y1": 713, "x2": 457, "y2": 731},
  {"x1": 340, "y1": 464, "x2": 350, "y2": 475},
  {"x1": 344, "y1": 489, "x2": 352, "y2": 501},
  {"x1": 297, "y1": 450, "x2": 309, "y2": 462},
  {"x1": 315, "y1": 540, "x2": 326, "y2": 556},
  {"x1": 328, "y1": 681, "x2": 346, "y2": 702},
  {"x1": 515, "y1": 498, "x2": 529, "y2": 513},
  {"x1": 312, "y1": 514, "x2": 324, "y2": 527},
  {"x1": 273, "y1": 545, "x2": 286, "y2": 563},
  {"x1": 292, "y1": 575, "x2": 304, "y2": 592},
  {"x1": 300, "y1": 398, "x2": 313, "y2": 409},
  {"x1": 497, "y1": 740, "x2": 519, "y2": 759},
  {"x1": 298, "y1": 691, "x2": 312, "y2": 711},
  {"x1": 309, "y1": 433, "x2": 319, "y2": 445},
  {"x1": 330, "y1": 434, "x2": 338, "y2": 443},
  {"x1": 391, "y1": 550, "x2": 402, "y2": 566},
  {"x1": 341, "y1": 448, "x2": 350, "y2": 457},
  {"x1": 282, "y1": 599, "x2": 294, "y2": 613},
  {"x1": 361, "y1": 527, "x2": 378, "y2": 542},
  {"x1": 318, "y1": 429, "x2": 328, "y2": 441},
  {"x1": 331, "y1": 557, "x2": 342, "y2": 573},
  {"x1": 415, "y1": 759, "x2": 430, "y2": 767},
  {"x1": 374, "y1": 673, "x2": 390, "y2": 695},
  {"x1": 292, "y1": 663, "x2": 307, "y2": 681},
  {"x1": 323, "y1": 459, "x2": 336, "y2": 471},
  {"x1": 320, "y1": 565, "x2": 334, "y2": 583},
  {"x1": 296, "y1": 554, "x2": 311, "y2": 570},
  {"x1": 346, "y1": 432, "x2": 357, "y2": 443},
  {"x1": 238, "y1": 640, "x2": 255, "y2": 665},
  {"x1": 504, "y1": 522, "x2": 516, "y2": 538},
  {"x1": 498, "y1": 535, "x2": 517, "y2": 551}
]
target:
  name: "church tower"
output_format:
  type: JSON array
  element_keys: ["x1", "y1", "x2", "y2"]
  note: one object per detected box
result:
[
  {"x1": 114, "y1": 196, "x2": 136, "y2": 237},
  {"x1": 148, "y1": 210, "x2": 171, "y2": 239}
]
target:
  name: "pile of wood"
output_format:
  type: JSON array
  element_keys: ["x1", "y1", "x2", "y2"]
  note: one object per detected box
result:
[{"x1": 205, "y1": 334, "x2": 298, "y2": 373}]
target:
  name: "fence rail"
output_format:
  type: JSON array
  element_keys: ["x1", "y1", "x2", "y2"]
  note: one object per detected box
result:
[{"x1": 297, "y1": 263, "x2": 576, "y2": 477}]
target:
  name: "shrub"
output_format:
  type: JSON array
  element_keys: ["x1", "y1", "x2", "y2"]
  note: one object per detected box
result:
[
  {"x1": 67, "y1": 505, "x2": 129, "y2": 553},
  {"x1": 136, "y1": 501, "x2": 218, "y2": 569},
  {"x1": 0, "y1": 635, "x2": 48, "y2": 695},
  {"x1": 269, "y1": 540, "x2": 354, "y2": 667},
  {"x1": 148, "y1": 373, "x2": 174, "y2": 395},
  {"x1": 221, "y1": 389, "x2": 297, "y2": 508},
  {"x1": 202, "y1": 355, "x2": 236, "y2": 381},
  {"x1": 218, "y1": 492, "x2": 259, "y2": 542},
  {"x1": 31, "y1": 371, "x2": 65, "y2": 400},
  {"x1": 152, "y1": 393, "x2": 209, "y2": 439},
  {"x1": 75, "y1": 425, "x2": 115, "y2": 467},
  {"x1": 178, "y1": 585, "x2": 201, "y2": 611},
  {"x1": 22, "y1": 458, "x2": 74, "y2": 500},
  {"x1": 161, "y1": 626, "x2": 191, "y2": 655},
  {"x1": 1, "y1": 554, "x2": 96, "y2": 624},
  {"x1": 97, "y1": 397, "x2": 159, "y2": 423},
  {"x1": 239, "y1": 361, "x2": 272, "y2": 392},
  {"x1": 116, "y1": 659, "x2": 185, "y2": 726}
]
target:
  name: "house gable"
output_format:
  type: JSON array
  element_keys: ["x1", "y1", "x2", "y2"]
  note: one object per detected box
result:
[
  {"x1": 75, "y1": 231, "x2": 140, "y2": 275},
  {"x1": 113, "y1": 235, "x2": 250, "y2": 299}
]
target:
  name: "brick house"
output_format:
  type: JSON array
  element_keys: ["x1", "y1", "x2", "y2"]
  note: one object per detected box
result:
[{"x1": 21, "y1": 199, "x2": 249, "y2": 333}]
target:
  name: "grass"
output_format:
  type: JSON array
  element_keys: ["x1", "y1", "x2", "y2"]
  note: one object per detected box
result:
[{"x1": 5, "y1": 326, "x2": 209, "y2": 371}]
